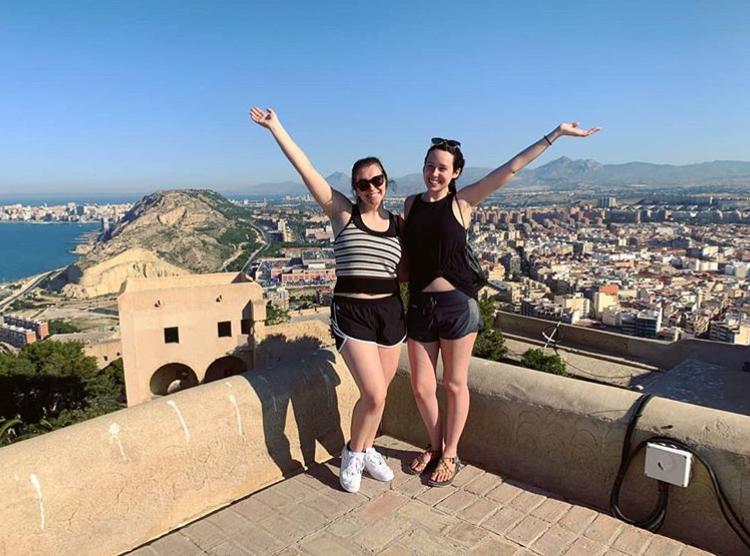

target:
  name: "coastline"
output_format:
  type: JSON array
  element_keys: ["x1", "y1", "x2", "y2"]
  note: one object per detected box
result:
[
  {"x1": 0, "y1": 220, "x2": 100, "y2": 225},
  {"x1": 0, "y1": 221, "x2": 97, "y2": 285}
]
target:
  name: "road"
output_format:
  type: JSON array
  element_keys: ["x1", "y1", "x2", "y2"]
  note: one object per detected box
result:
[
  {"x1": 0, "y1": 268, "x2": 62, "y2": 313},
  {"x1": 241, "y1": 220, "x2": 269, "y2": 273}
]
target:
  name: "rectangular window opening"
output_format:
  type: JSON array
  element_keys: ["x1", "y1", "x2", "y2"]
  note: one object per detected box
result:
[
  {"x1": 164, "y1": 326, "x2": 179, "y2": 344},
  {"x1": 240, "y1": 319, "x2": 251, "y2": 335},
  {"x1": 218, "y1": 321, "x2": 232, "y2": 338}
]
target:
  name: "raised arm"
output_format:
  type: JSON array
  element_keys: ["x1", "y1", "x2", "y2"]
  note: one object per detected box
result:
[
  {"x1": 457, "y1": 122, "x2": 601, "y2": 207},
  {"x1": 249, "y1": 107, "x2": 351, "y2": 219}
]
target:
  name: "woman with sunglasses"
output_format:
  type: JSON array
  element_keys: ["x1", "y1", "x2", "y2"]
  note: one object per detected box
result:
[
  {"x1": 404, "y1": 123, "x2": 600, "y2": 486},
  {"x1": 250, "y1": 107, "x2": 406, "y2": 493}
]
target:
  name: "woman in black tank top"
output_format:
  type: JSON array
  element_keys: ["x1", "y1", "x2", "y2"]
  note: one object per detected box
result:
[
  {"x1": 404, "y1": 124, "x2": 601, "y2": 487},
  {"x1": 250, "y1": 106, "x2": 406, "y2": 494}
]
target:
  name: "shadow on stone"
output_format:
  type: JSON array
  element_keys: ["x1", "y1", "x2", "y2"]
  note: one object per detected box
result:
[{"x1": 240, "y1": 333, "x2": 346, "y2": 478}]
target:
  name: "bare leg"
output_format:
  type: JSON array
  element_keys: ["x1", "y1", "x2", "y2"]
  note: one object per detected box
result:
[
  {"x1": 431, "y1": 333, "x2": 476, "y2": 483},
  {"x1": 339, "y1": 340, "x2": 388, "y2": 452},
  {"x1": 407, "y1": 339, "x2": 442, "y2": 466},
  {"x1": 361, "y1": 343, "x2": 402, "y2": 448}
]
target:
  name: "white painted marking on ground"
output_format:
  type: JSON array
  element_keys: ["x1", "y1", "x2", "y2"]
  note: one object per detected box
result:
[
  {"x1": 108, "y1": 422, "x2": 128, "y2": 461},
  {"x1": 228, "y1": 394, "x2": 244, "y2": 436},
  {"x1": 166, "y1": 400, "x2": 190, "y2": 444},
  {"x1": 29, "y1": 474, "x2": 44, "y2": 530}
]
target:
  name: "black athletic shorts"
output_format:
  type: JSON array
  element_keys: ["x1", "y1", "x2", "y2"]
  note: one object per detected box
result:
[
  {"x1": 330, "y1": 294, "x2": 407, "y2": 352},
  {"x1": 407, "y1": 289, "x2": 482, "y2": 343}
]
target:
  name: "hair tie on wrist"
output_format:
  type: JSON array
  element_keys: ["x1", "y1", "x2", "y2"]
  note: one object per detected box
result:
[{"x1": 544, "y1": 135, "x2": 552, "y2": 146}]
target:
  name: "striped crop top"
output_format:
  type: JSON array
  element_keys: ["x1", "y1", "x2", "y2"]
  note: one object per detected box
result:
[{"x1": 332, "y1": 204, "x2": 403, "y2": 295}]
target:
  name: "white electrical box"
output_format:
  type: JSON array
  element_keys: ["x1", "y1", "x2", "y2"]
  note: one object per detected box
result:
[{"x1": 644, "y1": 442, "x2": 693, "y2": 487}]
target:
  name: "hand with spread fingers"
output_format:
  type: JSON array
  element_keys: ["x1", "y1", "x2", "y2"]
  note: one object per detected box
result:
[{"x1": 249, "y1": 106, "x2": 279, "y2": 130}]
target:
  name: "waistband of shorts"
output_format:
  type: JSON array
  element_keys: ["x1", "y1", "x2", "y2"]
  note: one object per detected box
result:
[{"x1": 333, "y1": 293, "x2": 400, "y2": 305}]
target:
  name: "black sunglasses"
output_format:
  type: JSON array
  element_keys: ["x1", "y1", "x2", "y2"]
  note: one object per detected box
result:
[
  {"x1": 431, "y1": 137, "x2": 461, "y2": 148},
  {"x1": 354, "y1": 174, "x2": 386, "y2": 191}
]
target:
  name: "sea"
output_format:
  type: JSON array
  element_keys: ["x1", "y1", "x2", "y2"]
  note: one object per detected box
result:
[{"x1": 0, "y1": 222, "x2": 99, "y2": 283}]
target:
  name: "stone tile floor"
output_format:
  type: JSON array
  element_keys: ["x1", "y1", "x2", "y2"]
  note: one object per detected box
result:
[{"x1": 130, "y1": 436, "x2": 713, "y2": 555}]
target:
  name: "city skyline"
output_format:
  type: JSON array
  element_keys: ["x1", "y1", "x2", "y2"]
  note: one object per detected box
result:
[{"x1": 2, "y1": 1, "x2": 749, "y2": 195}]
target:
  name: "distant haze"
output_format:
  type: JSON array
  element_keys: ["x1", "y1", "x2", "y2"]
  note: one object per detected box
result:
[{"x1": 236, "y1": 158, "x2": 750, "y2": 197}]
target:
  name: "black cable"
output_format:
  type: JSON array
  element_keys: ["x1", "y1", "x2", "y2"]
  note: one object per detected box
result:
[
  {"x1": 610, "y1": 394, "x2": 750, "y2": 551},
  {"x1": 610, "y1": 394, "x2": 669, "y2": 531}
]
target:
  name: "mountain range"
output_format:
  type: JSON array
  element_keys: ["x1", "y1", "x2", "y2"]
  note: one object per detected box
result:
[{"x1": 238, "y1": 158, "x2": 750, "y2": 197}]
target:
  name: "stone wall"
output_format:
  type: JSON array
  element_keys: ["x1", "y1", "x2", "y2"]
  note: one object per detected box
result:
[
  {"x1": 497, "y1": 310, "x2": 750, "y2": 370},
  {"x1": 382, "y1": 352, "x2": 750, "y2": 555},
  {"x1": 3, "y1": 320, "x2": 748, "y2": 555},
  {"x1": 0, "y1": 321, "x2": 355, "y2": 556}
]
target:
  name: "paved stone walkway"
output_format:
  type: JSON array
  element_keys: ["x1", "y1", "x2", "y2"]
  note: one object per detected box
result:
[{"x1": 130, "y1": 436, "x2": 713, "y2": 555}]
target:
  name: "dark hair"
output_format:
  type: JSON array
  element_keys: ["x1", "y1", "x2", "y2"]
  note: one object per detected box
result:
[
  {"x1": 424, "y1": 142, "x2": 466, "y2": 194},
  {"x1": 351, "y1": 157, "x2": 388, "y2": 206}
]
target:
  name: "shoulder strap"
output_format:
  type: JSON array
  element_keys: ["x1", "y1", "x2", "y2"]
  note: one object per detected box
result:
[
  {"x1": 404, "y1": 194, "x2": 419, "y2": 220},
  {"x1": 453, "y1": 193, "x2": 469, "y2": 238},
  {"x1": 392, "y1": 211, "x2": 404, "y2": 237}
]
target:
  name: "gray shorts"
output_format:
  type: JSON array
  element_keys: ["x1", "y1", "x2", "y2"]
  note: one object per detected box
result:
[{"x1": 407, "y1": 289, "x2": 482, "y2": 343}]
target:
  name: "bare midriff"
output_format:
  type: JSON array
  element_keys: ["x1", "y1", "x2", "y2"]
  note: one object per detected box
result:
[
  {"x1": 336, "y1": 292, "x2": 393, "y2": 300},
  {"x1": 422, "y1": 277, "x2": 456, "y2": 293}
]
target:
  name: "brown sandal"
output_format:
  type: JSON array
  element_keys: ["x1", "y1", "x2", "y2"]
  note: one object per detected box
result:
[
  {"x1": 406, "y1": 445, "x2": 442, "y2": 475},
  {"x1": 426, "y1": 456, "x2": 463, "y2": 487}
]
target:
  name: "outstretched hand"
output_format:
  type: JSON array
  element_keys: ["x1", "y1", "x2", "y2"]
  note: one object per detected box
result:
[
  {"x1": 557, "y1": 122, "x2": 602, "y2": 137},
  {"x1": 249, "y1": 106, "x2": 279, "y2": 129}
]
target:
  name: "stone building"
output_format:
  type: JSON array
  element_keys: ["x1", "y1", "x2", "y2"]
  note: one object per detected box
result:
[{"x1": 117, "y1": 272, "x2": 266, "y2": 406}]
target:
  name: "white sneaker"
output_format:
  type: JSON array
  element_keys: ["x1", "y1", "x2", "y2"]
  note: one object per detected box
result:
[
  {"x1": 340, "y1": 445, "x2": 366, "y2": 493},
  {"x1": 365, "y1": 447, "x2": 394, "y2": 482}
]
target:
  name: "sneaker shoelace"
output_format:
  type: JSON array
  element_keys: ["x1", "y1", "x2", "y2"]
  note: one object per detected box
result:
[
  {"x1": 367, "y1": 450, "x2": 386, "y2": 467},
  {"x1": 344, "y1": 454, "x2": 365, "y2": 478}
]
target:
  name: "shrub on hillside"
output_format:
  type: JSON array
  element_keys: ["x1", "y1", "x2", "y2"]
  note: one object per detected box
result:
[
  {"x1": 472, "y1": 295, "x2": 508, "y2": 362},
  {"x1": 521, "y1": 348, "x2": 567, "y2": 376}
]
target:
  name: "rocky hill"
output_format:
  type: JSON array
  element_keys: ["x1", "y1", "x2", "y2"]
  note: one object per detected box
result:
[{"x1": 53, "y1": 189, "x2": 253, "y2": 298}]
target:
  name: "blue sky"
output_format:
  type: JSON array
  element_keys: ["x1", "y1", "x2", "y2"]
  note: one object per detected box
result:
[{"x1": 1, "y1": 0, "x2": 748, "y2": 195}]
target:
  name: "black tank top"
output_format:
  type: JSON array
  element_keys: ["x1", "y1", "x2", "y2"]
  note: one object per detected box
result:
[{"x1": 404, "y1": 192, "x2": 478, "y2": 298}]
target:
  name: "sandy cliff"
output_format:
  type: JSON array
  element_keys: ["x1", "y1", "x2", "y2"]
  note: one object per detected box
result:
[{"x1": 52, "y1": 189, "x2": 253, "y2": 298}]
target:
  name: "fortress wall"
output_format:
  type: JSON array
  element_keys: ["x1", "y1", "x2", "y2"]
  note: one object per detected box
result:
[
  {"x1": 383, "y1": 352, "x2": 750, "y2": 555},
  {"x1": 497, "y1": 310, "x2": 750, "y2": 370},
  {"x1": 83, "y1": 337, "x2": 123, "y2": 369},
  {"x1": 3, "y1": 318, "x2": 748, "y2": 555},
  {"x1": 0, "y1": 322, "x2": 355, "y2": 556}
]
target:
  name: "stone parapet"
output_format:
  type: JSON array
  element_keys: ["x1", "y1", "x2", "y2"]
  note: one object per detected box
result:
[
  {"x1": 382, "y1": 351, "x2": 750, "y2": 555},
  {"x1": 2, "y1": 322, "x2": 748, "y2": 554},
  {"x1": 497, "y1": 310, "x2": 750, "y2": 370},
  {"x1": 0, "y1": 321, "x2": 354, "y2": 556}
]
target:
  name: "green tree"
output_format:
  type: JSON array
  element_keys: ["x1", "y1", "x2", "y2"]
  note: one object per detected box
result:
[
  {"x1": 520, "y1": 348, "x2": 567, "y2": 376},
  {"x1": 472, "y1": 295, "x2": 508, "y2": 362},
  {"x1": 266, "y1": 303, "x2": 291, "y2": 325},
  {"x1": 0, "y1": 342, "x2": 126, "y2": 446},
  {"x1": 48, "y1": 319, "x2": 81, "y2": 335}
]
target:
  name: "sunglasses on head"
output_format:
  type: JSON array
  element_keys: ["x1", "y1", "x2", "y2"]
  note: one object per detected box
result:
[
  {"x1": 354, "y1": 174, "x2": 386, "y2": 191},
  {"x1": 431, "y1": 137, "x2": 461, "y2": 148}
]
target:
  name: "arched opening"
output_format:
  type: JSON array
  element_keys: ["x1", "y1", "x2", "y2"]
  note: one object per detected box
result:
[
  {"x1": 203, "y1": 355, "x2": 247, "y2": 384},
  {"x1": 150, "y1": 363, "x2": 199, "y2": 396}
]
